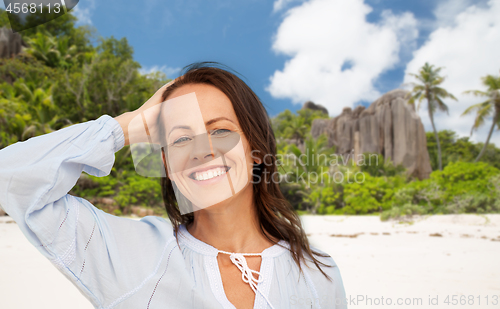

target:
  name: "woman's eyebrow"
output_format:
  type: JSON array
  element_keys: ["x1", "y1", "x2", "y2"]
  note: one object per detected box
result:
[
  {"x1": 205, "y1": 117, "x2": 235, "y2": 126},
  {"x1": 168, "y1": 117, "x2": 234, "y2": 137},
  {"x1": 168, "y1": 125, "x2": 191, "y2": 138}
]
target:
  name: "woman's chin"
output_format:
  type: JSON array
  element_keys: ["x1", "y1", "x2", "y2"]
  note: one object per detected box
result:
[
  {"x1": 176, "y1": 165, "x2": 250, "y2": 211},
  {"x1": 189, "y1": 191, "x2": 234, "y2": 210}
]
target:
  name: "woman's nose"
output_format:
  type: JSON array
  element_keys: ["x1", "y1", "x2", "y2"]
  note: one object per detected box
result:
[{"x1": 189, "y1": 133, "x2": 215, "y2": 162}]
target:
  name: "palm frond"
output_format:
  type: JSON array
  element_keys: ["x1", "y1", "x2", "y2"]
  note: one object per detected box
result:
[
  {"x1": 482, "y1": 75, "x2": 500, "y2": 91},
  {"x1": 462, "y1": 100, "x2": 491, "y2": 116},
  {"x1": 463, "y1": 90, "x2": 488, "y2": 97},
  {"x1": 435, "y1": 98, "x2": 449, "y2": 114},
  {"x1": 470, "y1": 102, "x2": 494, "y2": 134},
  {"x1": 434, "y1": 87, "x2": 457, "y2": 101}
]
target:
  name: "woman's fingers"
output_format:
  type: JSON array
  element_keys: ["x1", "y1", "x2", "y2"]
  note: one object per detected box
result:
[{"x1": 116, "y1": 78, "x2": 178, "y2": 146}]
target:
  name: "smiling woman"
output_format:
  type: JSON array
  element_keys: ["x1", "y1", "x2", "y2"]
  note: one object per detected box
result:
[{"x1": 0, "y1": 62, "x2": 347, "y2": 309}]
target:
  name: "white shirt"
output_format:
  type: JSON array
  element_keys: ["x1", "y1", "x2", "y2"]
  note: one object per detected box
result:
[{"x1": 0, "y1": 115, "x2": 347, "y2": 309}]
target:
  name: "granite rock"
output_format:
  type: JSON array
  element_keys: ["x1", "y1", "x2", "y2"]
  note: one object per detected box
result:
[
  {"x1": 0, "y1": 27, "x2": 27, "y2": 58},
  {"x1": 311, "y1": 89, "x2": 432, "y2": 179}
]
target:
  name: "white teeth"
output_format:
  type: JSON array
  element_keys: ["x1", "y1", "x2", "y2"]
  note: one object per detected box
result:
[{"x1": 194, "y1": 167, "x2": 227, "y2": 181}]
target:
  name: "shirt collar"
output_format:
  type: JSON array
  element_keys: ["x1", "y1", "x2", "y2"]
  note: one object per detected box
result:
[{"x1": 176, "y1": 224, "x2": 289, "y2": 258}]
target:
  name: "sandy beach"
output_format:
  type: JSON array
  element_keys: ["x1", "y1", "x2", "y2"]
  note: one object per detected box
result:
[{"x1": 1, "y1": 214, "x2": 499, "y2": 309}]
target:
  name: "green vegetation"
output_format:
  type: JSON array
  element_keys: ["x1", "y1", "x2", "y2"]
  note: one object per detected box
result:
[
  {"x1": 462, "y1": 74, "x2": 500, "y2": 162},
  {"x1": 406, "y1": 62, "x2": 457, "y2": 171},
  {"x1": 272, "y1": 108, "x2": 328, "y2": 144},
  {"x1": 274, "y1": 115, "x2": 500, "y2": 219},
  {"x1": 426, "y1": 130, "x2": 500, "y2": 170},
  {"x1": 0, "y1": 10, "x2": 169, "y2": 215},
  {"x1": 1, "y1": 11, "x2": 499, "y2": 219}
]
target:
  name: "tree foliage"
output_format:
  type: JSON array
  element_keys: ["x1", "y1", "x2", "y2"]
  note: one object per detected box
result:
[
  {"x1": 2, "y1": 8, "x2": 500, "y2": 218},
  {"x1": 462, "y1": 74, "x2": 500, "y2": 162},
  {"x1": 0, "y1": 9, "x2": 170, "y2": 215},
  {"x1": 407, "y1": 62, "x2": 457, "y2": 171}
]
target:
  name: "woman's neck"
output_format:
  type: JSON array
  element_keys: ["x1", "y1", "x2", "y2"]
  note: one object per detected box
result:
[{"x1": 186, "y1": 185, "x2": 275, "y2": 253}]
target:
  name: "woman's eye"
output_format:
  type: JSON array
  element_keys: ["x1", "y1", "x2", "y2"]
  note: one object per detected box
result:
[
  {"x1": 211, "y1": 129, "x2": 231, "y2": 136},
  {"x1": 172, "y1": 136, "x2": 192, "y2": 145}
]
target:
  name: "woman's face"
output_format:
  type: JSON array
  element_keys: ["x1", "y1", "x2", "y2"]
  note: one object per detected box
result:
[{"x1": 160, "y1": 83, "x2": 256, "y2": 213}]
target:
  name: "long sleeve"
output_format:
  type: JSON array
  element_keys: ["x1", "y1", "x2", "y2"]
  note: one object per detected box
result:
[
  {"x1": 0, "y1": 115, "x2": 124, "y2": 247},
  {"x1": 0, "y1": 115, "x2": 176, "y2": 308}
]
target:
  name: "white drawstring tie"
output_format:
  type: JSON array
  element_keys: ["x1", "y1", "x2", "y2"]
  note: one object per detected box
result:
[{"x1": 218, "y1": 250, "x2": 276, "y2": 309}]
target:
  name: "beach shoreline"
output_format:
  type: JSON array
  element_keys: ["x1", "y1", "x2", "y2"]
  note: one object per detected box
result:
[{"x1": 1, "y1": 214, "x2": 499, "y2": 308}]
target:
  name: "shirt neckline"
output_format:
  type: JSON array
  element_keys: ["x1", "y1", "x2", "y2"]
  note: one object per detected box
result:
[{"x1": 176, "y1": 224, "x2": 289, "y2": 258}]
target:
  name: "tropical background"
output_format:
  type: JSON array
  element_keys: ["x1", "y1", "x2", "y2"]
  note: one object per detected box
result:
[{"x1": 1, "y1": 2, "x2": 499, "y2": 221}]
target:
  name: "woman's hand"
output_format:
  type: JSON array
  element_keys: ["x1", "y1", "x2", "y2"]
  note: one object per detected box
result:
[{"x1": 114, "y1": 79, "x2": 176, "y2": 146}]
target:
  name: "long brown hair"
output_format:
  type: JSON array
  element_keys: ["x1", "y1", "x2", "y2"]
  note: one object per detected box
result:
[{"x1": 159, "y1": 62, "x2": 332, "y2": 280}]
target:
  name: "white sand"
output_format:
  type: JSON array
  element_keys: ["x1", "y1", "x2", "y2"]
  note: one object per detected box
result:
[{"x1": 1, "y1": 214, "x2": 499, "y2": 309}]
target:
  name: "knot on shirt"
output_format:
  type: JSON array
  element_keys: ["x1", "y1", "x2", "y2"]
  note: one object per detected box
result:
[
  {"x1": 228, "y1": 253, "x2": 263, "y2": 293},
  {"x1": 218, "y1": 250, "x2": 276, "y2": 309}
]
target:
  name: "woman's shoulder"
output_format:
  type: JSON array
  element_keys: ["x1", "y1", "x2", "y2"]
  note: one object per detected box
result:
[
  {"x1": 309, "y1": 245, "x2": 339, "y2": 268},
  {"x1": 308, "y1": 245, "x2": 347, "y2": 306},
  {"x1": 136, "y1": 215, "x2": 177, "y2": 239},
  {"x1": 275, "y1": 243, "x2": 347, "y2": 307},
  {"x1": 301, "y1": 245, "x2": 344, "y2": 286},
  {"x1": 276, "y1": 241, "x2": 342, "y2": 281}
]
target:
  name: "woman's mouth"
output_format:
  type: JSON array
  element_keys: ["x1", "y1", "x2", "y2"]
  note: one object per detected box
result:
[{"x1": 188, "y1": 166, "x2": 231, "y2": 181}]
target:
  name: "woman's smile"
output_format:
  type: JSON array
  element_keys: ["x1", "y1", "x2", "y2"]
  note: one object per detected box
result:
[{"x1": 187, "y1": 165, "x2": 232, "y2": 185}]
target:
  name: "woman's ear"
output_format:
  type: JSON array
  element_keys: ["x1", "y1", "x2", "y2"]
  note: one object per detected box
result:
[{"x1": 251, "y1": 149, "x2": 263, "y2": 165}]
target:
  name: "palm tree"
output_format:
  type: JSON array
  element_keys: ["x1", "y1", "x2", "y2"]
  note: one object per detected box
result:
[
  {"x1": 26, "y1": 32, "x2": 77, "y2": 68},
  {"x1": 462, "y1": 74, "x2": 500, "y2": 162},
  {"x1": 285, "y1": 134, "x2": 334, "y2": 179},
  {"x1": 0, "y1": 84, "x2": 32, "y2": 146},
  {"x1": 14, "y1": 79, "x2": 64, "y2": 134},
  {"x1": 26, "y1": 32, "x2": 60, "y2": 67},
  {"x1": 284, "y1": 116, "x2": 308, "y2": 145},
  {"x1": 286, "y1": 134, "x2": 336, "y2": 214},
  {"x1": 55, "y1": 36, "x2": 78, "y2": 69},
  {"x1": 406, "y1": 62, "x2": 457, "y2": 170}
]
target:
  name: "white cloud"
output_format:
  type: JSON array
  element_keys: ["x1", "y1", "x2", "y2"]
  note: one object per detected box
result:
[
  {"x1": 267, "y1": 0, "x2": 418, "y2": 116},
  {"x1": 71, "y1": 0, "x2": 95, "y2": 25},
  {"x1": 139, "y1": 65, "x2": 181, "y2": 79},
  {"x1": 434, "y1": 0, "x2": 475, "y2": 27},
  {"x1": 404, "y1": 0, "x2": 500, "y2": 146},
  {"x1": 273, "y1": 0, "x2": 304, "y2": 12},
  {"x1": 381, "y1": 10, "x2": 418, "y2": 55}
]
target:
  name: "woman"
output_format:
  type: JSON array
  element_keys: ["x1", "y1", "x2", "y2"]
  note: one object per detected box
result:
[{"x1": 0, "y1": 63, "x2": 346, "y2": 309}]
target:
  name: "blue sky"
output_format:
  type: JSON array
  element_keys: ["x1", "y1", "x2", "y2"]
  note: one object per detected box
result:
[
  {"x1": 73, "y1": 0, "x2": 438, "y2": 115},
  {"x1": 3, "y1": 0, "x2": 499, "y2": 145},
  {"x1": 81, "y1": 0, "x2": 307, "y2": 115}
]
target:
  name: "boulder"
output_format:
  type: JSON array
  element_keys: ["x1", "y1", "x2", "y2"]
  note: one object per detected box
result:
[
  {"x1": 0, "y1": 27, "x2": 27, "y2": 58},
  {"x1": 315, "y1": 89, "x2": 432, "y2": 179},
  {"x1": 301, "y1": 101, "x2": 329, "y2": 115},
  {"x1": 311, "y1": 118, "x2": 330, "y2": 138}
]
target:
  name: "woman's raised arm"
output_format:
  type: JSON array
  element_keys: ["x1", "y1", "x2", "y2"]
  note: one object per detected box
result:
[
  {"x1": 0, "y1": 115, "x2": 125, "y2": 247},
  {"x1": 0, "y1": 82, "x2": 179, "y2": 308}
]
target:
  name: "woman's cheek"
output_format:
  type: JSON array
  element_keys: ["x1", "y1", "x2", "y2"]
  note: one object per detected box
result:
[{"x1": 223, "y1": 139, "x2": 249, "y2": 192}]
